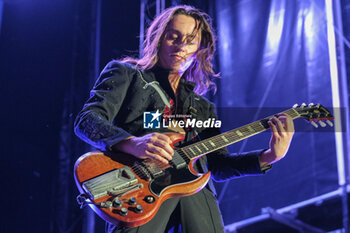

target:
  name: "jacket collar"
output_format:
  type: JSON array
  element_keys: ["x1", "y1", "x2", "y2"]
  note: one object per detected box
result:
[
  {"x1": 149, "y1": 65, "x2": 198, "y2": 114},
  {"x1": 150, "y1": 65, "x2": 197, "y2": 91}
]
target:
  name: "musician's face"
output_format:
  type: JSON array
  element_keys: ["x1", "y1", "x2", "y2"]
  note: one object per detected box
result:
[{"x1": 158, "y1": 14, "x2": 201, "y2": 73}]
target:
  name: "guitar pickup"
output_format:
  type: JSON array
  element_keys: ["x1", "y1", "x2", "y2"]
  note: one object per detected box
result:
[{"x1": 170, "y1": 151, "x2": 187, "y2": 169}]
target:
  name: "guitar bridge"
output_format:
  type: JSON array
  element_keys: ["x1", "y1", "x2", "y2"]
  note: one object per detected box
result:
[
  {"x1": 82, "y1": 167, "x2": 138, "y2": 200},
  {"x1": 142, "y1": 159, "x2": 164, "y2": 178}
]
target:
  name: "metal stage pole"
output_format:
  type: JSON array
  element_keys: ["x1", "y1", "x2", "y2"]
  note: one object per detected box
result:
[
  {"x1": 140, "y1": 0, "x2": 166, "y2": 58},
  {"x1": 139, "y1": 0, "x2": 146, "y2": 58},
  {"x1": 0, "y1": 1, "x2": 3, "y2": 36},
  {"x1": 326, "y1": 0, "x2": 350, "y2": 232},
  {"x1": 156, "y1": 0, "x2": 165, "y2": 16},
  {"x1": 83, "y1": 0, "x2": 102, "y2": 232},
  {"x1": 93, "y1": 0, "x2": 101, "y2": 86}
]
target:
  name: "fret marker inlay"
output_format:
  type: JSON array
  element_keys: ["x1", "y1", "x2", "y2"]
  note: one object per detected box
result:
[
  {"x1": 195, "y1": 145, "x2": 202, "y2": 153},
  {"x1": 221, "y1": 135, "x2": 229, "y2": 143},
  {"x1": 236, "y1": 130, "x2": 243, "y2": 137},
  {"x1": 209, "y1": 140, "x2": 215, "y2": 147},
  {"x1": 189, "y1": 148, "x2": 196, "y2": 155},
  {"x1": 202, "y1": 143, "x2": 209, "y2": 151}
]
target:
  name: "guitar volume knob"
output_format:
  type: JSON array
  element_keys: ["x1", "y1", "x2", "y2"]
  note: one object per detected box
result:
[
  {"x1": 119, "y1": 207, "x2": 128, "y2": 216},
  {"x1": 113, "y1": 198, "x2": 122, "y2": 208},
  {"x1": 105, "y1": 201, "x2": 112, "y2": 209},
  {"x1": 129, "y1": 197, "x2": 137, "y2": 205},
  {"x1": 134, "y1": 205, "x2": 143, "y2": 213}
]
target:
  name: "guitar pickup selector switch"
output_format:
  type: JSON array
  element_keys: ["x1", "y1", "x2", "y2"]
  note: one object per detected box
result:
[{"x1": 145, "y1": 195, "x2": 155, "y2": 203}]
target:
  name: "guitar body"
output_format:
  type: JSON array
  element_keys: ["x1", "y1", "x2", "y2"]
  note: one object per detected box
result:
[
  {"x1": 74, "y1": 132, "x2": 211, "y2": 227},
  {"x1": 74, "y1": 104, "x2": 333, "y2": 228}
]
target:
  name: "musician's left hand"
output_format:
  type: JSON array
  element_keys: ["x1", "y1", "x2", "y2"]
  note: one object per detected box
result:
[{"x1": 259, "y1": 113, "x2": 295, "y2": 167}]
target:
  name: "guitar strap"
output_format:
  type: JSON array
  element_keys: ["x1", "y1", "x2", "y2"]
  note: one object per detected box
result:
[
  {"x1": 135, "y1": 66, "x2": 198, "y2": 136},
  {"x1": 135, "y1": 66, "x2": 200, "y2": 138},
  {"x1": 135, "y1": 68, "x2": 171, "y2": 108},
  {"x1": 186, "y1": 95, "x2": 200, "y2": 141},
  {"x1": 136, "y1": 66, "x2": 217, "y2": 193}
]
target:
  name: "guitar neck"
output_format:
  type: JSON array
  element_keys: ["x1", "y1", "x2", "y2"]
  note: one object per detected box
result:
[{"x1": 178, "y1": 108, "x2": 300, "y2": 160}]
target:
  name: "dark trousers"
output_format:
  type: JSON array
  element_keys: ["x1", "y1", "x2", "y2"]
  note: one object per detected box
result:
[{"x1": 106, "y1": 188, "x2": 225, "y2": 233}]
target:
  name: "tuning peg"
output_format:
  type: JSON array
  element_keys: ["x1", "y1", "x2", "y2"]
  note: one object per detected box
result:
[
  {"x1": 318, "y1": 120, "x2": 327, "y2": 127},
  {"x1": 301, "y1": 103, "x2": 307, "y2": 108},
  {"x1": 326, "y1": 120, "x2": 334, "y2": 127},
  {"x1": 293, "y1": 104, "x2": 299, "y2": 108},
  {"x1": 311, "y1": 121, "x2": 319, "y2": 128}
]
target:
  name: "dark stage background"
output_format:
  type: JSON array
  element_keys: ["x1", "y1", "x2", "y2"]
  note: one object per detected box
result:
[{"x1": 1, "y1": 0, "x2": 349, "y2": 233}]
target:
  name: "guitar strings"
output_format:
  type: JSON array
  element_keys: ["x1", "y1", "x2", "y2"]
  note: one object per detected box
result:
[
  {"x1": 130, "y1": 109, "x2": 299, "y2": 178},
  {"x1": 181, "y1": 110, "x2": 298, "y2": 159}
]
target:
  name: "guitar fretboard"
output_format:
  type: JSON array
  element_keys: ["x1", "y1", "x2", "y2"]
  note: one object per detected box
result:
[{"x1": 178, "y1": 108, "x2": 299, "y2": 160}]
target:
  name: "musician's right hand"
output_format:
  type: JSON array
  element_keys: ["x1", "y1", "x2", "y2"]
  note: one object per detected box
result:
[{"x1": 112, "y1": 133, "x2": 174, "y2": 165}]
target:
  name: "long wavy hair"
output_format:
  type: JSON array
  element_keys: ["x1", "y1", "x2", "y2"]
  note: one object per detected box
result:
[{"x1": 122, "y1": 5, "x2": 218, "y2": 95}]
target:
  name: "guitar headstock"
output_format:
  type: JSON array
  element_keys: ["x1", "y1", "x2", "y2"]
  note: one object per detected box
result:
[{"x1": 293, "y1": 103, "x2": 334, "y2": 128}]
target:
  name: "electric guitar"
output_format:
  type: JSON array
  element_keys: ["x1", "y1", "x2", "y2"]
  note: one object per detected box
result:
[{"x1": 74, "y1": 103, "x2": 333, "y2": 227}]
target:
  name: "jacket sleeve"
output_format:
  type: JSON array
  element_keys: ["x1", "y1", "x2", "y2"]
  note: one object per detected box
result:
[
  {"x1": 74, "y1": 61, "x2": 134, "y2": 151},
  {"x1": 203, "y1": 103, "x2": 268, "y2": 182}
]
